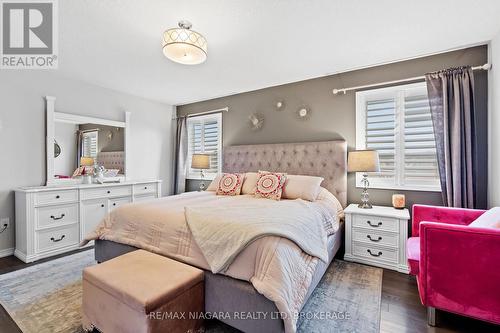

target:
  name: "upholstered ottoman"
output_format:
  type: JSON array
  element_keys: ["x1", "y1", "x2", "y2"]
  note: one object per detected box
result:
[{"x1": 82, "y1": 249, "x2": 204, "y2": 333}]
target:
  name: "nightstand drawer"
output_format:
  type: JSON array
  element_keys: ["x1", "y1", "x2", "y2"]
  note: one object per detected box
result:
[
  {"x1": 353, "y1": 214, "x2": 399, "y2": 233},
  {"x1": 352, "y1": 228, "x2": 398, "y2": 248},
  {"x1": 352, "y1": 243, "x2": 398, "y2": 263}
]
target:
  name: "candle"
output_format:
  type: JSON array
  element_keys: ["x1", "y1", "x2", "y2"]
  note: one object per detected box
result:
[{"x1": 392, "y1": 194, "x2": 405, "y2": 209}]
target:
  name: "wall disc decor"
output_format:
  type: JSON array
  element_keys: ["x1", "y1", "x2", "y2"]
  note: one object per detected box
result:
[
  {"x1": 275, "y1": 101, "x2": 285, "y2": 111},
  {"x1": 296, "y1": 107, "x2": 311, "y2": 120},
  {"x1": 248, "y1": 113, "x2": 264, "y2": 131}
]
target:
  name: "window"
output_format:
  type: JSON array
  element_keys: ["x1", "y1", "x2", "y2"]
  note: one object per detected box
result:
[
  {"x1": 356, "y1": 82, "x2": 440, "y2": 191},
  {"x1": 82, "y1": 130, "x2": 98, "y2": 158},
  {"x1": 187, "y1": 113, "x2": 222, "y2": 179}
]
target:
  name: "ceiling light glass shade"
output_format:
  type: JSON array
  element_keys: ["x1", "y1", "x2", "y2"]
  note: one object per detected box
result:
[{"x1": 163, "y1": 21, "x2": 207, "y2": 65}]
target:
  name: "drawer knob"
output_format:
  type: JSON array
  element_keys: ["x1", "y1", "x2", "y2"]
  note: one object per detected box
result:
[
  {"x1": 50, "y1": 235, "x2": 65, "y2": 242},
  {"x1": 367, "y1": 249, "x2": 383, "y2": 257},
  {"x1": 144, "y1": 186, "x2": 148, "y2": 190},
  {"x1": 101, "y1": 204, "x2": 105, "y2": 208},
  {"x1": 367, "y1": 235, "x2": 382, "y2": 242},
  {"x1": 107, "y1": 190, "x2": 111, "y2": 194},
  {"x1": 113, "y1": 203, "x2": 116, "y2": 206},
  {"x1": 55, "y1": 195, "x2": 60, "y2": 199},
  {"x1": 50, "y1": 214, "x2": 65, "y2": 221},
  {"x1": 366, "y1": 220, "x2": 382, "y2": 227}
]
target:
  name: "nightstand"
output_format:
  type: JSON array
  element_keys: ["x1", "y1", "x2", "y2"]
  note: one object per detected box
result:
[{"x1": 344, "y1": 204, "x2": 410, "y2": 273}]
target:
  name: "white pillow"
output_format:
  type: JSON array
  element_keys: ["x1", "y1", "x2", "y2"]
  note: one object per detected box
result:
[
  {"x1": 282, "y1": 174, "x2": 324, "y2": 201},
  {"x1": 241, "y1": 172, "x2": 259, "y2": 194},
  {"x1": 206, "y1": 174, "x2": 222, "y2": 191},
  {"x1": 469, "y1": 207, "x2": 500, "y2": 229}
]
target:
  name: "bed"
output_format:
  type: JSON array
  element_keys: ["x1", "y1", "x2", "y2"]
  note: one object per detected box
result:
[{"x1": 91, "y1": 140, "x2": 347, "y2": 333}]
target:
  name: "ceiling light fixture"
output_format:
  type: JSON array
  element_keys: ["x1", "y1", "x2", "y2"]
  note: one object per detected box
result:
[{"x1": 162, "y1": 20, "x2": 207, "y2": 65}]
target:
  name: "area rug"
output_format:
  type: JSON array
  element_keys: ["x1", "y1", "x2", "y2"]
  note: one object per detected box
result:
[
  {"x1": 0, "y1": 250, "x2": 382, "y2": 333},
  {"x1": 0, "y1": 249, "x2": 95, "y2": 333}
]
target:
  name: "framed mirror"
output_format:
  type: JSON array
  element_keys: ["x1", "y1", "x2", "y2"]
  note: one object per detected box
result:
[{"x1": 45, "y1": 96, "x2": 130, "y2": 186}]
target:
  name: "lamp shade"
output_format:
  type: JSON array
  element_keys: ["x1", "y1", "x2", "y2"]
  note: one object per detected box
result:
[
  {"x1": 348, "y1": 150, "x2": 380, "y2": 172},
  {"x1": 163, "y1": 21, "x2": 207, "y2": 65},
  {"x1": 191, "y1": 154, "x2": 210, "y2": 169},
  {"x1": 80, "y1": 157, "x2": 95, "y2": 167}
]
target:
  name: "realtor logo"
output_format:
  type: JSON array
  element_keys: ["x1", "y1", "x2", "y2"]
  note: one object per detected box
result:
[{"x1": 1, "y1": 0, "x2": 58, "y2": 69}]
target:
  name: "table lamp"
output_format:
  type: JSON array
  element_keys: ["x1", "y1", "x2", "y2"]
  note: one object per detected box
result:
[
  {"x1": 348, "y1": 150, "x2": 380, "y2": 209},
  {"x1": 191, "y1": 154, "x2": 210, "y2": 191}
]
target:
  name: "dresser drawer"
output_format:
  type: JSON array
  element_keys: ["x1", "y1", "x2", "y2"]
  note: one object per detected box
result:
[
  {"x1": 80, "y1": 186, "x2": 132, "y2": 200},
  {"x1": 133, "y1": 183, "x2": 158, "y2": 196},
  {"x1": 36, "y1": 224, "x2": 79, "y2": 253},
  {"x1": 352, "y1": 228, "x2": 399, "y2": 248},
  {"x1": 352, "y1": 214, "x2": 399, "y2": 233},
  {"x1": 35, "y1": 190, "x2": 78, "y2": 206},
  {"x1": 36, "y1": 203, "x2": 78, "y2": 229},
  {"x1": 134, "y1": 194, "x2": 157, "y2": 202},
  {"x1": 352, "y1": 243, "x2": 398, "y2": 263},
  {"x1": 109, "y1": 197, "x2": 132, "y2": 210}
]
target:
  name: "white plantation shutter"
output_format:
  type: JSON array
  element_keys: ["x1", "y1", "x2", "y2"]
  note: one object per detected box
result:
[
  {"x1": 187, "y1": 113, "x2": 222, "y2": 179},
  {"x1": 365, "y1": 98, "x2": 396, "y2": 186},
  {"x1": 356, "y1": 82, "x2": 441, "y2": 191},
  {"x1": 82, "y1": 131, "x2": 98, "y2": 158},
  {"x1": 403, "y1": 90, "x2": 440, "y2": 187}
]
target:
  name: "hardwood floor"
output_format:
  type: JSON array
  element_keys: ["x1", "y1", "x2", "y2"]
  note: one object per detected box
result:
[
  {"x1": 380, "y1": 270, "x2": 499, "y2": 333},
  {"x1": 0, "y1": 253, "x2": 497, "y2": 333}
]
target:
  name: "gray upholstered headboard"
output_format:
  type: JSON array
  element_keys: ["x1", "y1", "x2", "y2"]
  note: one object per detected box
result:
[{"x1": 222, "y1": 140, "x2": 347, "y2": 207}]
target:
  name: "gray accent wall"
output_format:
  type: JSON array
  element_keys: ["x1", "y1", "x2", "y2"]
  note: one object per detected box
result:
[
  {"x1": 178, "y1": 46, "x2": 488, "y2": 210},
  {"x1": 489, "y1": 33, "x2": 500, "y2": 207},
  {"x1": 0, "y1": 71, "x2": 174, "y2": 254}
]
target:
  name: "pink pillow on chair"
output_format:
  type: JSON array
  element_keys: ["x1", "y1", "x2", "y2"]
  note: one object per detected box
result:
[{"x1": 469, "y1": 207, "x2": 500, "y2": 229}]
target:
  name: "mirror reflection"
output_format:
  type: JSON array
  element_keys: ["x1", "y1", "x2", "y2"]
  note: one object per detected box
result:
[{"x1": 53, "y1": 122, "x2": 125, "y2": 182}]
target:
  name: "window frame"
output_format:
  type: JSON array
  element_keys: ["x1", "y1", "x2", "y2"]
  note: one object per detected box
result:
[
  {"x1": 186, "y1": 112, "x2": 223, "y2": 180},
  {"x1": 355, "y1": 82, "x2": 441, "y2": 192},
  {"x1": 81, "y1": 130, "x2": 98, "y2": 158}
]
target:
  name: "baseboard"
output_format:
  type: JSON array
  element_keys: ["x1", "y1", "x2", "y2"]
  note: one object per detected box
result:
[{"x1": 0, "y1": 247, "x2": 14, "y2": 258}]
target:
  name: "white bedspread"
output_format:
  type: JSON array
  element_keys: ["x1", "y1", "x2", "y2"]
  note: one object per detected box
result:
[
  {"x1": 186, "y1": 199, "x2": 329, "y2": 274},
  {"x1": 82, "y1": 188, "x2": 342, "y2": 333}
]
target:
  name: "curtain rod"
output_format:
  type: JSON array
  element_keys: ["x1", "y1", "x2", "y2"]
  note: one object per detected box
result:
[
  {"x1": 174, "y1": 107, "x2": 229, "y2": 119},
  {"x1": 332, "y1": 63, "x2": 491, "y2": 95}
]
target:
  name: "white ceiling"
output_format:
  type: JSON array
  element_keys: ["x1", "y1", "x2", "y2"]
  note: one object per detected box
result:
[{"x1": 59, "y1": 0, "x2": 500, "y2": 105}]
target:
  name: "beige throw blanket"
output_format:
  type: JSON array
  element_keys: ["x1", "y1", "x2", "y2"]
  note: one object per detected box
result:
[
  {"x1": 82, "y1": 190, "x2": 342, "y2": 333},
  {"x1": 185, "y1": 200, "x2": 328, "y2": 274}
]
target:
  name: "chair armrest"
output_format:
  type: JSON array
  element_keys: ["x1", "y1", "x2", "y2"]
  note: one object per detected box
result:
[
  {"x1": 412, "y1": 204, "x2": 485, "y2": 237},
  {"x1": 419, "y1": 222, "x2": 500, "y2": 320}
]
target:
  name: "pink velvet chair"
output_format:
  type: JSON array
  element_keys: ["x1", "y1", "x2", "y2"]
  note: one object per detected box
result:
[{"x1": 407, "y1": 204, "x2": 500, "y2": 326}]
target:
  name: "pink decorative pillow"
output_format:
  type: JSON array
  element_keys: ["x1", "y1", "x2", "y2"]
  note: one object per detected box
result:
[
  {"x1": 254, "y1": 171, "x2": 287, "y2": 200},
  {"x1": 216, "y1": 173, "x2": 244, "y2": 196}
]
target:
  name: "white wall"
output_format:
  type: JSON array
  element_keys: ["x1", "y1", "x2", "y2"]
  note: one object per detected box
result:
[
  {"x1": 489, "y1": 32, "x2": 500, "y2": 207},
  {"x1": 0, "y1": 71, "x2": 174, "y2": 253}
]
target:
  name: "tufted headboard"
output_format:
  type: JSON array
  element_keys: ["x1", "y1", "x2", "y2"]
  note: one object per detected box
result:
[{"x1": 223, "y1": 140, "x2": 347, "y2": 207}]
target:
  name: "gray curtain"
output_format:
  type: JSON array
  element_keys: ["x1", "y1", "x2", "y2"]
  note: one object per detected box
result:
[
  {"x1": 425, "y1": 66, "x2": 476, "y2": 208},
  {"x1": 173, "y1": 116, "x2": 188, "y2": 194}
]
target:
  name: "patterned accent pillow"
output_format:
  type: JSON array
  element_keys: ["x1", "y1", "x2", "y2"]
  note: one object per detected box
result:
[
  {"x1": 255, "y1": 171, "x2": 287, "y2": 200},
  {"x1": 216, "y1": 173, "x2": 244, "y2": 196}
]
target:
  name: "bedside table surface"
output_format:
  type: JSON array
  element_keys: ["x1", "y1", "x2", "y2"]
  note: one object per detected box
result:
[{"x1": 344, "y1": 204, "x2": 410, "y2": 220}]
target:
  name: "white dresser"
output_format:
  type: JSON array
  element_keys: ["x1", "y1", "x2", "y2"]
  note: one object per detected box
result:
[
  {"x1": 15, "y1": 180, "x2": 161, "y2": 263},
  {"x1": 344, "y1": 204, "x2": 410, "y2": 273}
]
